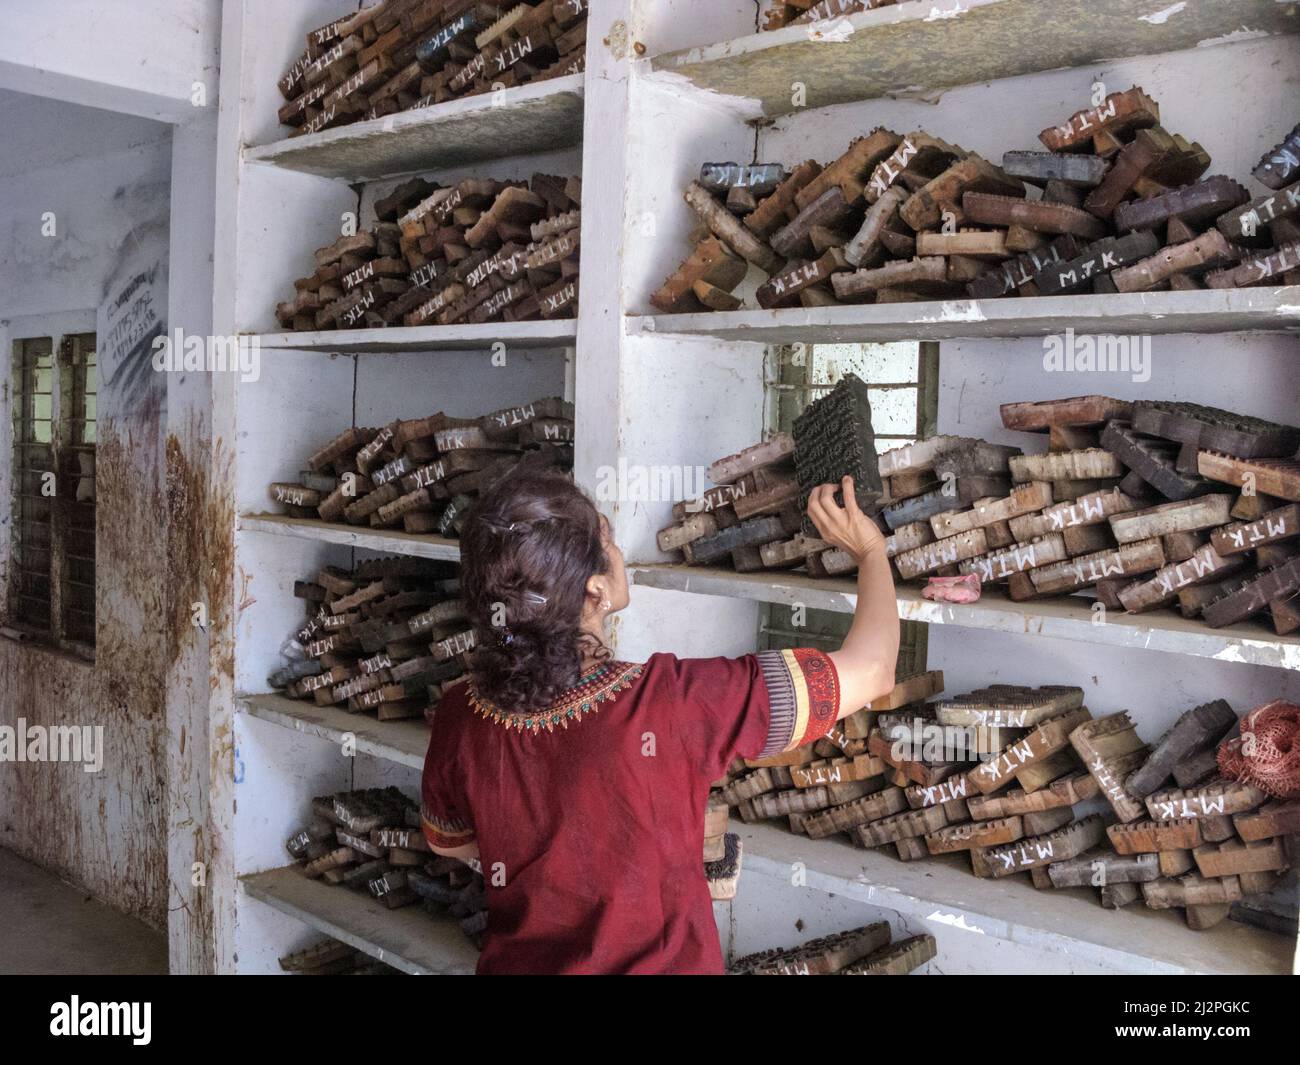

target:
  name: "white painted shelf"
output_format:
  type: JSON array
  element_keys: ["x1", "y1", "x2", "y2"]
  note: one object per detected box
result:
[
  {"x1": 251, "y1": 319, "x2": 576, "y2": 353},
  {"x1": 630, "y1": 287, "x2": 1300, "y2": 345},
  {"x1": 239, "y1": 513, "x2": 462, "y2": 562},
  {"x1": 245, "y1": 74, "x2": 585, "y2": 181},
  {"x1": 737, "y1": 821, "x2": 1291, "y2": 975},
  {"x1": 649, "y1": 0, "x2": 1300, "y2": 116},
  {"x1": 241, "y1": 865, "x2": 478, "y2": 975},
  {"x1": 629, "y1": 563, "x2": 1300, "y2": 671},
  {"x1": 239, "y1": 693, "x2": 430, "y2": 770}
]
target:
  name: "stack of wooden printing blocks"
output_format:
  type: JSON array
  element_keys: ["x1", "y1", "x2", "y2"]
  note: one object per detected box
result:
[
  {"x1": 286, "y1": 786, "x2": 488, "y2": 946},
  {"x1": 728, "y1": 922, "x2": 936, "y2": 976},
  {"x1": 276, "y1": 0, "x2": 588, "y2": 137},
  {"x1": 278, "y1": 937, "x2": 402, "y2": 974},
  {"x1": 657, "y1": 392, "x2": 1300, "y2": 636},
  {"x1": 653, "y1": 87, "x2": 1299, "y2": 312},
  {"x1": 714, "y1": 672, "x2": 1296, "y2": 932},
  {"x1": 269, "y1": 555, "x2": 469, "y2": 721},
  {"x1": 948, "y1": 395, "x2": 1299, "y2": 634},
  {"x1": 705, "y1": 797, "x2": 743, "y2": 901},
  {"x1": 274, "y1": 172, "x2": 581, "y2": 331},
  {"x1": 266, "y1": 397, "x2": 574, "y2": 540}
]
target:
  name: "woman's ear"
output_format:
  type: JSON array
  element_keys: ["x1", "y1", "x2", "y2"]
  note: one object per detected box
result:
[{"x1": 585, "y1": 572, "x2": 611, "y2": 611}]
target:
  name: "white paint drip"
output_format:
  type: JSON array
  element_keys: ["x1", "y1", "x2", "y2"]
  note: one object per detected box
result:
[
  {"x1": 925, "y1": 2, "x2": 966, "y2": 21},
  {"x1": 918, "y1": 302, "x2": 987, "y2": 323},
  {"x1": 1139, "y1": 2, "x2": 1185, "y2": 25},
  {"x1": 1196, "y1": 29, "x2": 1270, "y2": 47},
  {"x1": 926, "y1": 910, "x2": 987, "y2": 934},
  {"x1": 806, "y1": 17, "x2": 856, "y2": 42}
]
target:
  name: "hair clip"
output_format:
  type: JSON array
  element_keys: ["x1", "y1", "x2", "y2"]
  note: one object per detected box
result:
[{"x1": 523, "y1": 591, "x2": 548, "y2": 605}]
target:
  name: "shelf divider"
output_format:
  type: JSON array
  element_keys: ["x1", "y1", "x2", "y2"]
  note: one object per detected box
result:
[{"x1": 239, "y1": 513, "x2": 462, "y2": 562}]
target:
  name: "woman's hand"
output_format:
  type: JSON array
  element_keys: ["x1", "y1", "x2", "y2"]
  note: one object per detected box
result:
[{"x1": 807, "y1": 476, "x2": 885, "y2": 563}]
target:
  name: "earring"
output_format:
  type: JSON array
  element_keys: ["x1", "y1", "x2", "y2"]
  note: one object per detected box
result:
[{"x1": 602, "y1": 599, "x2": 610, "y2": 612}]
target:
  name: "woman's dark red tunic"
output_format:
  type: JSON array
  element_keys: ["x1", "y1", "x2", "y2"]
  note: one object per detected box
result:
[{"x1": 420, "y1": 648, "x2": 841, "y2": 974}]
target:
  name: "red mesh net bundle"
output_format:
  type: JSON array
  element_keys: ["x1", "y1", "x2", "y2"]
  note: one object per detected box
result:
[{"x1": 1217, "y1": 700, "x2": 1300, "y2": 799}]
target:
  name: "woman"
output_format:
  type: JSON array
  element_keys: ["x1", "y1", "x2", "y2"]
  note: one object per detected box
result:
[{"x1": 420, "y1": 465, "x2": 900, "y2": 974}]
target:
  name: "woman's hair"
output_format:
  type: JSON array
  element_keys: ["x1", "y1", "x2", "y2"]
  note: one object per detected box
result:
[{"x1": 459, "y1": 460, "x2": 610, "y2": 713}]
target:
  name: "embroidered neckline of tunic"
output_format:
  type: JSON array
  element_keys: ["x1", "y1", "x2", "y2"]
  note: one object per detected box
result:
[{"x1": 468, "y1": 661, "x2": 644, "y2": 733}]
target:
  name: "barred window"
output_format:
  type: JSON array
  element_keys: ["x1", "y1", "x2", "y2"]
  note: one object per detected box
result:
[
  {"x1": 9, "y1": 331, "x2": 97, "y2": 654},
  {"x1": 761, "y1": 341, "x2": 939, "y2": 674}
]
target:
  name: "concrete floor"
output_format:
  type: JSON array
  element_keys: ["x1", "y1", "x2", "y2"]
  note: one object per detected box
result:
[{"x1": 0, "y1": 847, "x2": 167, "y2": 974}]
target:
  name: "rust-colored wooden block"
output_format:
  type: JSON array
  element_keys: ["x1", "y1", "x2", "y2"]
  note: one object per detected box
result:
[
  {"x1": 867, "y1": 132, "x2": 965, "y2": 203},
  {"x1": 683, "y1": 182, "x2": 782, "y2": 273},
  {"x1": 1234, "y1": 800, "x2": 1300, "y2": 841},
  {"x1": 899, "y1": 154, "x2": 1023, "y2": 232},
  {"x1": 756, "y1": 248, "x2": 848, "y2": 308},
  {"x1": 1112, "y1": 229, "x2": 1242, "y2": 292},
  {"x1": 1108, "y1": 818, "x2": 1202, "y2": 854},
  {"x1": 1039, "y1": 87, "x2": 1159, "y2": 152},
  {"x1": 790, "y1": 754, "x2": 886, "y2": 789},
  {"x1": 984, "y1": 815, "x2": 1105, "y2": 876},
  {"x1": 1197, "y1": 451, "x2": 1300, "y2": 503},
  {"x1": 1147, "y1": 779, "x2": 1267, "y2": 821},
  {"x1": 1028, "y1": 538, "x2": 1165, "y2": 594},
  {"x1": 855, "y1": 805, "x2": 948, "y2": 847},
  {"x1": 745, "y1": 160, "x2": 822, "y2": 237},
  {"x1": 797, "y1": 128, "x2": 902, "y2": 210},
  {"x1": 1070, "y1": 713, "x2": 1149, "y2": 822},
  {"x1": 962, "y1": 192, "x2": 1107, "y2": 239},
  {"x1": 772, "y1": 187, "x2": 857, "y2": 260},
  {"x1": 1193, "y1": 838, "x2": 1288, "y2": 878},
  {"x1": 1252, "y1": 122, "x2": 1300, "y2": 190},
  {"x1": 967, "y1": 708, "x2": 1091, "y2": 795},
  {"x1": 1158, "y1": 849, "x2": 1195, "y2": 877},
  {"x1": 1015, "y1": 748, "x2": 1081, "y2": 793},
  {"x1": 803, "y1": 786, "x2": 908, "y2": 839},
  {"x1": 1009, "y1": 487, "x2": 1139, "y2": 541},
  {"x1": 1118, "y1": 543, "x2": 1245, "y2": 612},
  {"x1": 925, "y1": 816, "x2": 1023, "y2": 854},
  {"x1": 894, "y1": 528, "x2": 988, "y2": 579},
  {"x1": 967, "y1": 772, "x2": 1097, "y2": 820},
  {"x1": 959, "y1": 536, "x2": 1068, "y2": 583},
  {"x1": 838, "y1": 934, "x2": 937, "y2": 976},
  {"x1": 1001, "y1": 395, "x2": 1132, "y2": 432},
  {"x1": 1082, "y1": 125, "x2": 1178, "y2": 217},
  {"x1": 928, "y1": 484, "x2": 1050, "y2": 540}
]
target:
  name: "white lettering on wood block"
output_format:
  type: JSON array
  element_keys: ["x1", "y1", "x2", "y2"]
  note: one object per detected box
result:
[
  {"x1": 917, "y1": 774, "x2": 970, "y2": 807},
  {"x1": 542, "y1": 282, "x2": 577, "y2": 315},
  {"x1": 274, "y1": 485, "x2": 309, "y2": 506},
  {"x1": 1090, "y1": 756, "x2": 1127, "y2": 805}
]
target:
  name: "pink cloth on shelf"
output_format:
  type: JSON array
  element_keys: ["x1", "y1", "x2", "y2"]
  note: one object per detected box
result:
[{"x1": 921, "y1": 574, "x2": 982, "y2": 604}]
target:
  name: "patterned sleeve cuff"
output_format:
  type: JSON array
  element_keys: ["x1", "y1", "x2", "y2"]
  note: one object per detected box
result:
[
  {"x1": 755, "y1": 648, "x2": 842, "y2": 759},
  {"x1": 420, "y1": 806, "x2": 476, "y2": 850}
]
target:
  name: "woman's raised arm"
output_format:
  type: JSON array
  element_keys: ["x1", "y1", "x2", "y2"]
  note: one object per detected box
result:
[{"x1": 807, "y1": 476, "x2": 901, "y2": 719}]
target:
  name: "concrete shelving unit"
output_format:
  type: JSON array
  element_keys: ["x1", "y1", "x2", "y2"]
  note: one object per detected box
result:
[{"x1": 209, "y1": 0, "x2": 1300, "y2": 975}]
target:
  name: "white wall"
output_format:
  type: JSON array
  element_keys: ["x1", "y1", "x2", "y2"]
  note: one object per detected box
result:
[{"x1": 0, "y1": 92, "x2": 176, "y2": 927}]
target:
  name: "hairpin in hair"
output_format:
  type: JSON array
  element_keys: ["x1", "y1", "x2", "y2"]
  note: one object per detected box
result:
[{"x1": 522, "y1": 591, "x2": 548, "y2": 605}]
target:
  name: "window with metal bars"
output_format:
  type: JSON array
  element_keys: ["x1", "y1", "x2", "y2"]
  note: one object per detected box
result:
[
  {"x1": 760, "y1": 342, "x2": 938, "y2": 675},
  {"x1": 9, "y1": 332, "x2": 97, "y2": 654}
]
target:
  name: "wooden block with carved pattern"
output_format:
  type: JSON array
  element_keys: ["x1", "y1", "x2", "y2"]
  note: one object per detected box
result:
[
  {"x1": 983, "y1": 815, "x2": 1105, "y2": 877},
  {"x1": 839, "y1": 934, "x2": 937, "y2": 976},
  {"x1": 925, "y1": 816, "x2": 1023, "y2": 854},
  {"x1": 899, "y1": 154, "x2": 1024, "y2": 232},
  {"x1": 967, "y1": 771, "x2": 1098, "y2": 820},
  {"x1": 1142, "y1": 874, "x2": 1242, "y2": 909},
  {"x1": 1146, "y1": 779, "x2": 1267, "y2": 821},
  {"x1": 803, "y1": 786, "x2": 909, "y2": 839},
  {"x1": 1234, "y1": 801, "x2": 1300, "y2": 841},
  {"x1": 1193, "y1": 838, "x2": 1289, "y2": 879},
  {"x1": 1107, "y1": 818, "x2": 1203, "y2": 855},
  {"x1": 1070, "y1": 713, "x2": 1149, "y2": 822},
  {"x1": 1047, "y1": 849, "x2": 1160, "y2": 887},
  {"x1": 936, "y1": 685, "x2": 1084, "y2": 729},
  {"x1": 1028, "y1": 538, "x2": 1166, "y2": 595},
  {"x1": 967, "y1": 707, "x2": 1091, "y2": 795},
  {"x1": 1038, "y1": 87, "x2": 1159, "y2": 152},
  {"x1": 854, "y1": 805, "x2": 948, "y2": 848},
  {"x1": 790, "y1": 754, "x2": 886, "y2": 789}
]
